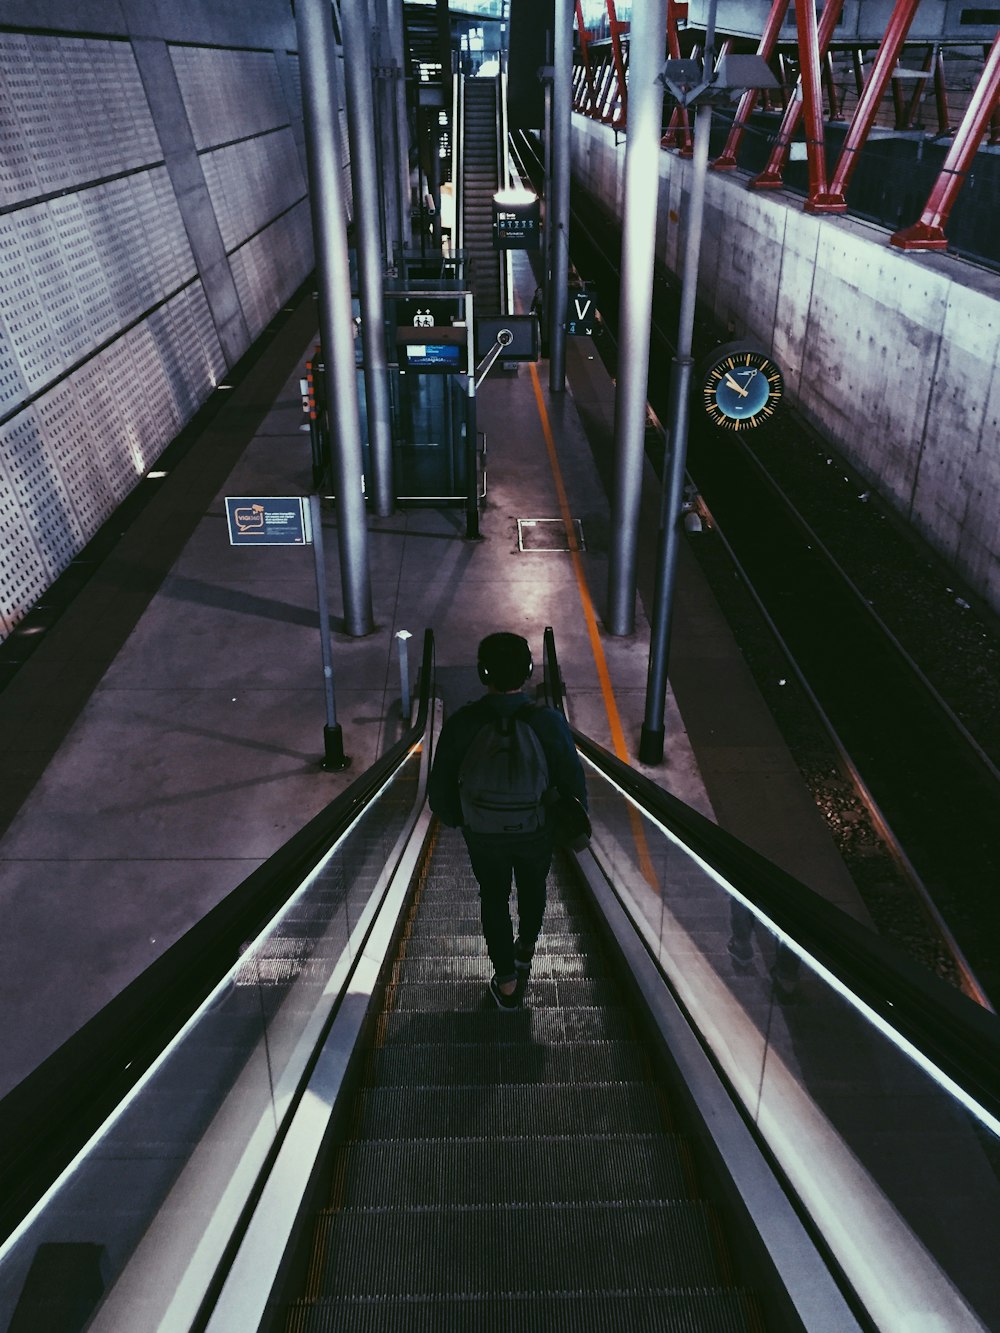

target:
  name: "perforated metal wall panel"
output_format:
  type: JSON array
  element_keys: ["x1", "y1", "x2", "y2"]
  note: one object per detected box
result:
[
  {"x1": 0, "y1": 212, "x2": 61, "y2": 396},
  {"x1": 231, "y1": 200, "x2": 312, "y2": 340},
  {"x1": 0, "y1": 452, "x2": 47, "y2": 634},
  {"x1": 170, "y1": 45, "x2": 289, "y2": 149},
  {"x1": 202, "y1": 129, "x2": 307, "y2": 254},
  {"x1": 0, "y1": 408, "x2": 84, "y2": 581},
  {"x1": 34, "y1": 378, "x2": 117, "y2": 535},
  {"x1": 0, "y1": 34, "x2": 39, "y2": 206},
  {"x1": 0, "y1": 23, "x2": 315, "y2": 644}
]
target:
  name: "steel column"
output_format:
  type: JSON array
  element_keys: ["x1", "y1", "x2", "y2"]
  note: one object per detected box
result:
[
  {"x1": 297, "y1": 0, "x2": 374, "y2": 637},
  {"x1": 936, "y1": 48, "x2": 952, "y2": 135},
  {"x1": 575, "y1": 1, "x2": 599, "y2": 115},
  {"x1": 607, "y1": 0, "x2": 668, "y2": 636},
  {"x1": 342, "y1": 2, "x2": 394, "y2": 518},
  {"x1": 549, "y1": 0, "x2": 574, "y2": 392},
  {"x1": 386, "y1": 0, "x2": 413, "y2": 248},
  {"x1": 662, "y1": 0, "x2": 692, "y2": 152},
  {"x1": 712, "y1": 0, "x2": 791, "y2": 170},
  {"x1": 605, "y1": 0, "x2": 629, "y2": 128},
  {"x1": 751, "y1": 0, "x2": 844, "y2": 190},
  {"x1": 824, "y1": 0, "x2": 923, "y2": 209},
  {"x1": 891, "y1": 31, "x2": 1000, "y2": 250},
  {"x1": 795, "y1": 0, "x2": 838, "y2": 210}
]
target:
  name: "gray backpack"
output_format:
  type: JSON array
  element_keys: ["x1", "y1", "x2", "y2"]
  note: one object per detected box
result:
[{"x1": 458, "y1": 706, "x2": 550, "y2": 835}]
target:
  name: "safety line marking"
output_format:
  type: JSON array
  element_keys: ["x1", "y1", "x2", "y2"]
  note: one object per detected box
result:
[
  {"x1": 528, "y1": 362, "x2": 629, "y2": 764},
  {"x1": 528, "y1": 359, "x2": 660, "y2": 893}
]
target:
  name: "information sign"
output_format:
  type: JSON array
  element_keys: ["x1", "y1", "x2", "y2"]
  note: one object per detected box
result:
[
  {"x1": 566, "y1": 289, "x2": 598, "y2": 337},
  {"x1": 225, "y1": 497, "x2": 310, "y2": 546}
]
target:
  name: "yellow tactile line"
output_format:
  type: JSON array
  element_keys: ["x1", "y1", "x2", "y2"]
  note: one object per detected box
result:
[
  {"x1": 528, "y1": 361, "x2": 630, "y2": 763},
  {"x1": 527, "y1": 361, "x2": 660, "y2": 892}
]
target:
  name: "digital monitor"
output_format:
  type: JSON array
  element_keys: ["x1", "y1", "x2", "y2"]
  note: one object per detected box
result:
[
  {"x1": 399, "y1": 341, "x2": 466, "y2": 373},
  {"x1": 475, "y1": 314, "x2": 540, "y2": 363}
]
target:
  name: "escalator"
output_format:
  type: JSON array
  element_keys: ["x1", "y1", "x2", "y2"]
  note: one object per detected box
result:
[
  {"x1": 1, "y1": 630, "x2": 999, "y2": 1332},
  {"x1": 282, "y1": 827, "x2": 762, "y2": 1329},
  {"x1": 460, "y1": 76, "x2": 504, "y2": 318}
]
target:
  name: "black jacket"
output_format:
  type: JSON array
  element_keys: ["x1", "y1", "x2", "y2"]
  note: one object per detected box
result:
[{"x1": 428, "y1": 692, "x2": 587, "y2": 829}]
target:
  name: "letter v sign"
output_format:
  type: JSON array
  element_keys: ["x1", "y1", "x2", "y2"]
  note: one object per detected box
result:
[{"x1": 567, "y1": 289, "x2": 596, "y2": 336}]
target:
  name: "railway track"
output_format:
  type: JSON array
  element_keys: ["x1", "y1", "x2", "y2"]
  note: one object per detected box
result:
[{"x1": 513, "y1": 130, "x2": 1000, "y2": 1008}]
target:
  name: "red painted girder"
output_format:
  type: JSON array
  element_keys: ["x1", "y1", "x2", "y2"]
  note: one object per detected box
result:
[
  {"x1": 712, "y1": 0, "x2": 792, "y2": 170},
  {"x1": 822, "y1": 0, "x2": 923, "y2": 210},
  {"x1": 749, "y1": 0, "x2": 845, "y2": 190},
  {"x1": 891, "y1": 31, "x2": 1000, "y2": 250}
]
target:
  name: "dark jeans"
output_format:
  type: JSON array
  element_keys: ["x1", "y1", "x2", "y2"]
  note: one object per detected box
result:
[{"x1": 463, "y1": 829, "x2": 553, "y2": 982}]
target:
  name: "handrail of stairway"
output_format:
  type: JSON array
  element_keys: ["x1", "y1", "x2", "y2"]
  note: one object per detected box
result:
[
  {"x1": 0, "y1": 629, "x2": 437, "y2": 1245},
  {"x1": 540, "y1": 625, "x2": 1000, "y2": 1127}
]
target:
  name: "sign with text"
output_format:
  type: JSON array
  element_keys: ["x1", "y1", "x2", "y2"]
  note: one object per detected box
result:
[
  {"x1": 492, "y1": 192, "x2": 541, "y2": 250},
  {"x1": 566, "y1": 289, "x2": 598, "y2": 337},
  {"x1": 225, "y1": 497, "x2": 310, "y2": 546}
]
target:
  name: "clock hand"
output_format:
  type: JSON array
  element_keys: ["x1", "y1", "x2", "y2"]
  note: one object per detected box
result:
[{"x1": 724, "y1": 373, "x2": 749, "y2": 398}]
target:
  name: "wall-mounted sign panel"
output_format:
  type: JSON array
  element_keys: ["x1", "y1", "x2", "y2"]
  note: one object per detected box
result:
[
  {"x1": 566, "y1": 289, "x2": 598, "y2": 337},
  {"x1": 492, "y1": 189, "x2": 541, "y2": 250},
  {"x1": 226, "y1": 497, "x2": 310, "y2": 546}
]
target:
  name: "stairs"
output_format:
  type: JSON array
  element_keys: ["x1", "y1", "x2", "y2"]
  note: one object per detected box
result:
[
  {"x1": 284, "y1": 826, "x2": 764, "y2": 1331},
  {"x1": 462, "y1": 78, "x2": 504, "y2": 318}
]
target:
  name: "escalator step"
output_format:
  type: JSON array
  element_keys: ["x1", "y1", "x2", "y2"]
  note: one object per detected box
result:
[
  {"x1": 363, "y1": 1039, "x2": 650, "y2": 1088},
  {"x1": 390, "y1": 953, "x2": 601, "y2": 983},
  {"x1": 400, "y1": 931, "x2": 603, "y2": 958},
  {"x1": 330, "y1": 1134, "x2": 692, "y2": 1207},
  {"x1": 374, "y1": 1005, "x2": 635, "y2": 1047},
  {"x1": 303, "y1": 1200, "x2": 724, "y2": 1297},
  {"x1": 286, "y1": 1288, "x2": 762, "y2": 1332},
  {"x1": 386, "y1": 977, "x2": 623, "y2": 1011},
  {"x1": 353, "y1": 1082, "x2": 671, "y2": 1139}
]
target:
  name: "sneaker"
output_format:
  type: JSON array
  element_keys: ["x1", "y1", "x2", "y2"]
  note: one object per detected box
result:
[
  {"x1": 489, "y1": 975, "x2": 522, "y2": 1010},
  {"x1": 513, "y1": 937, "x2": 535, "y2": 973},
  {"x1": 727, "y1": 935, "x2": 753, "y2": 970}
]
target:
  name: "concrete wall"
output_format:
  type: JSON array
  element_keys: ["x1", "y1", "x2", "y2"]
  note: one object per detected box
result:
[
  {"x1": 0, "y1": 1, "x2": 350, "y2": 644},
  {"x1": 572, "y1": 114, "x2": 1000, "y2": 619}
]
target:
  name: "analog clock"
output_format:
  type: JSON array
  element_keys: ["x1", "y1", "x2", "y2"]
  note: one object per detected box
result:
[{"x1": 702, "y1": 346, "x2": 783, "y2": 431}]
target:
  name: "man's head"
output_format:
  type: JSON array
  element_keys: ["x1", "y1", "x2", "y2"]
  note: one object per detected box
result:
[{"x1": 477, "y1": 632, "x2": 533, "y2": 693}]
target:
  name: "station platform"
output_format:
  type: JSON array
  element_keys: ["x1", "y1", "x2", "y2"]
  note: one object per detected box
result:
[{"x1": 0, "y1": 257, "x2": 864, "y2": 1100}]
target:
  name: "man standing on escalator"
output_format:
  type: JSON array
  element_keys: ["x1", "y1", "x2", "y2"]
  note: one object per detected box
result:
[{"x1": 428, "y1": 632, "x2": 587, "y2": 1011}]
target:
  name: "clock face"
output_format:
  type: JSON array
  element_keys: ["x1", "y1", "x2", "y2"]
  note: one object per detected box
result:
[{"x1": 702, "y1": 348, "x2": 783, "y2": 431}]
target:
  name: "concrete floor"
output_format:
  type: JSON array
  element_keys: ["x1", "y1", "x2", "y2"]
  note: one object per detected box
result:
[{"x1": 0, "y1": 262, "x2": 863, "y2": 1100}]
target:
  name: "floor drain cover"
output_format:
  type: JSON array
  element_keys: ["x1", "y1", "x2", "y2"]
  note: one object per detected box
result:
[{"x1": 517, "y1": 519, "x2": 585, "y2": 552}]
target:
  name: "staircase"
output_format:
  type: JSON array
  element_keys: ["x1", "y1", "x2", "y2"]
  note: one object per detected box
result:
[
  {"x1": 461, "y1": 77, "x2": 504, "y2": 318},
  {"x1": 283, "y1": 825, "x2": 764, "y2": 1330}
]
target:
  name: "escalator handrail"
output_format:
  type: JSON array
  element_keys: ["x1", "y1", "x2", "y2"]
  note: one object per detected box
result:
[
  {"x1": 541, "y1": 627, "x2": 1000, "y2": 1126},
  {"x1": 0, "y1": 630, "x2": 437, "y2": 1245}
]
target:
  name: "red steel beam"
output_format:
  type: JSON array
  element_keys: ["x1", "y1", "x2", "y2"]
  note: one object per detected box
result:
[
  {"x1": 712, "y1": 0, "x2": 792, "y2": 170},
  {"x1": 662, "y1": 0, "x2": 693, "y2": 153},
  {"x1": 575, "y1": 0, "x2": 600, "y2": 116},
  {"x1": 892, "y1": 30, "x2": 1000, "y2": 249},
  {"x1": 795, "y1": 0, "x2": 839, "y2": 209},
  {"x1": 822, "y1": 0, "x2": 923, "y2": 210},
  {"x1": 750, "y1": 0, "x2": 845, "y2": 189},
  {"x1": 605, "y1": 0, "x2": 629, "y2": 128}
]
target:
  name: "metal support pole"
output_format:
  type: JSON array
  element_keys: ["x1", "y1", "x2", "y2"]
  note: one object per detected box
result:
[
  {"x1": 465, "y1": 378, "x2": 481, "y2": 539},
  {"x1": 711, "y1": 0, "x2": 791, "y2": 174},
  {"x1": 606, "y1": 0, "x2": 668, "y2": 635},
  {"x1": 386, "y1": 0, "x2": 413, "y2": 249},
  {"x1": 297, "y1": 0, "x2": 374, "y2": 637},
  {"x1": 891, "y1": 31, "x2": 1000, "y2": 250},
  {"x1": 823, "y1": 0, "x2": 922, "y2": 209},
  {"x1": 396, "y1": 629, "x2": 413, "y2": 722},
  {"x1": 374, "y1": 0, "x2": 402, "y2": 262},
  {"x1": 795, "y1": 0, "x2": 838, "y2": 210},
  {"x1": 549, "y1": 0, "x2": 573, "y2": 393},
  {"x1": 309, "y1": 496, "x2": 351, "y2": 770},
  {"x1": 750, "y1": 0, "x2": 845, "y2": 190},
  {"x1": 343, "y1": 1, "x2": 395, "y2": 519},
  {"x1": 638, "y1": 102, "x2": 711, "y2": 763}
]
